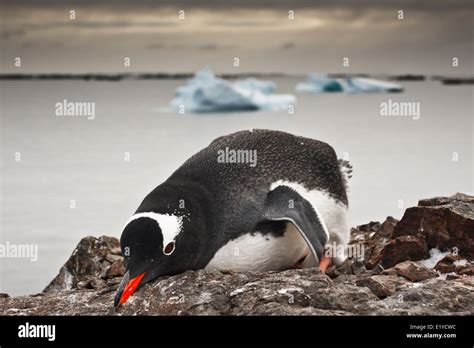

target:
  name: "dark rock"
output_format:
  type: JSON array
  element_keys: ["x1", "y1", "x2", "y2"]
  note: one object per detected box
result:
[
  {"x1": 446, "y1": 274, "x2": 461, "y2": 281},
  {"x1": 392, "y1": 193, "x2": 474, "y2": 258},
  {"x1": 383, "y1": 261, "x2": 437, "y2": 282},
  {"x1": 43, "y1": 236, "x2": 124, "y2": 293},
  {"x1": 379, "y1": 235, "x2": 429, "y2": 269},
  {"x1": 104, "y1": 260, "x2": 126, "y2": 278},
  {"x1": 356, "y1": 221, "x2": 381, "y2": 233}
]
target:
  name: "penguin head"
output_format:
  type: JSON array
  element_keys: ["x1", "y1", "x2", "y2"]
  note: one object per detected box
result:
[{"x1": 114, "y1": 211, "x2": 202, "y2": 306}]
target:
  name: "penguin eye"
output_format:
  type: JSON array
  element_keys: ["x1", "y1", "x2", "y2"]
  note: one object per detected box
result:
[{"x1": 164, "y1": 241, "x2": 175, "y2": 255}]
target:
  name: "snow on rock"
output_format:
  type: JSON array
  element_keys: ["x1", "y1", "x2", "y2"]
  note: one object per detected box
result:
[
  {"x1": 170, "y1": 68, "x2": 295, "y2": 113},
  {"x1": 453, "y1": 259, "x2": 468, "y2": 267},
  {"x1": 419, "y1": 248, "x2": 450, "y2": 269},
  {"x1": 295, "y1": 73, "x2": 344, "y2": 93}
]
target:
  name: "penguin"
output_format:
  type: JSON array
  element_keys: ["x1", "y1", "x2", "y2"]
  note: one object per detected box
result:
[{"x1": 114, "y1": 129, "x2": 351, "y2": 306}]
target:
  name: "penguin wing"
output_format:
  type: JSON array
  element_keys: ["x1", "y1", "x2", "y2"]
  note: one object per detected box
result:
[{"x1": 262, "y1": 185, "x2": 329, "y2": 265}]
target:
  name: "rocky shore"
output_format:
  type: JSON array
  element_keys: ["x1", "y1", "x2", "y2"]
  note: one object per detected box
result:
[{"x1": 1, "y1": 193, "x2": 472, "y2": 315}]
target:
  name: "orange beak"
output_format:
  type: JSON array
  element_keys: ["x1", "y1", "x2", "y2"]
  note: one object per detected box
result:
[{"x1": 115, "y1": 272, "x2": 145, "y2": 306}]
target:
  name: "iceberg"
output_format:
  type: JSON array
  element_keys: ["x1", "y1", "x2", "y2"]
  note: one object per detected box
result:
[
  {"x1": 170, "y1": 68, "x2": 295, "y2": 113},
  {"x1": 295, "y1": 73, "x2": 404, "y2": 93},
  {"x1": 234, "y1": 78, "x2": 276, "y2": 95},
  {"x1": 345, "y1": 77, "x2": 403, "y2": 93},
  {"x1": 295, "y1": 73, "x2": 344, "y2": 93}
]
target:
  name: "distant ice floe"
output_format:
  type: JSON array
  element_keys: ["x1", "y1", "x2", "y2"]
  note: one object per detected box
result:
[
  {"x1": 295, "y1": 73, "x2": 403, "y2": 93},
  {"x1": 170, "y1": 68, "x2": 295, "y2": 113},
  {"x1": 295, "y1": 73, "x2": 344, "y2": 93},
  {"x1": 345, "y1": 77, "x2": 403, "y2": 93}
]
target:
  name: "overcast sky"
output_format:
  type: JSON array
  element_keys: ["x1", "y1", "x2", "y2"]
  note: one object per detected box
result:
[{"x1": 1, "y1": 0, "x2": 472, "y2": 74}]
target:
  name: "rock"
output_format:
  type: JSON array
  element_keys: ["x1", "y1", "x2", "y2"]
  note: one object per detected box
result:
[
  {"x1": 372, "y1": 216, "x2": 398, "y2": 241},
  {"x1": 104, "y1": 260, "x2": 126, "y2": 278},
  {"x1": 435, "y1": 254, "x2": 465, "y2": 273},
  {"x1": 458, "y1": 266, "x2": 474, "y2": 276},
  {"x1": 43, "y1": 236, "x2": 124, "y2": 293},
  {"x1": 357, "y1": 221, "x2": 381, "y2": 233},
  {"x1": 327, "y1": 259, "x2": 367, "y2": 278},
  {"x1": 383, "y1": 261, "x2": 437, "y2": 282},
  {"x1": 364, "y1": 217, "x2": 399, "y2": 269},
  {"x1": 355, "y1": 275, "x2": 406, "y2": 298},
  {"x1": 1, "y1": 268, "x2": 471, "y2": 316},
  {"x1": 2, "y1": 194, "x2": 473, "y2": 316},
  {"x1": 434, "y1": 255, "x2": 473, "y2": 277},
  {"x1": 392, "y1": 193, "x2": 474, "y2": 258},
  {"x1": 379, "y1": 235, "x2": 430, "y2": 269},
  {"x1": 355, "y1": 277, "x2": 473, "y2": 315},
  {"x1": 446, "y1": 274, "x2": 461, "y2": 280},
  {"x1": 105, "y1": 253, "x2": 123, "y2": 263}
]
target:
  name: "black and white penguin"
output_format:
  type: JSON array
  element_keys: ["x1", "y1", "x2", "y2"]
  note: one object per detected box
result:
[{"x1": 114, "y1": 129, "x2": 351, "y2": 306}]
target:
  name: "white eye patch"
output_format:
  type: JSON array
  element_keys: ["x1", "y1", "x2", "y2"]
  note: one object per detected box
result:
[{"x1": 125, "y1": 212, "x2": 183, "y2": 253}]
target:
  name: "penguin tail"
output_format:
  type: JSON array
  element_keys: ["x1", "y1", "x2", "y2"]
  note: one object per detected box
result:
[{"x1": 338, "y1": 159, "x2": 353, "y2": 189}]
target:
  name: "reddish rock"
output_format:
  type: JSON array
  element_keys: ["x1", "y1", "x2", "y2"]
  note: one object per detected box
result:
[
  {"x1": 372, "y1": 216, "x2": 399, "y2": 241},
  {"x1": 384, "y1": 261, "x2": 437, "y2": 282},
  {"x1": 364, "y1": 217, "x2": 399, "y2": 269},
  {"x1": 392, "y1": 193, "x2": 474, "y2": 258},
  {"x1": 365, "y1": 244, "x2": 385, "y2": 269},
  {"x1": 435, "y1": 254, "x2": 474, "y2": 276},
  {"x1": 458, "y1": 266, "x2": 474, "y2": 276},
  {"x1": 379, "y1": 235, "x2": 429, "y2": 269},
  {"x1": 434, "y1": 254, "x2": 466, "y2": 274}
]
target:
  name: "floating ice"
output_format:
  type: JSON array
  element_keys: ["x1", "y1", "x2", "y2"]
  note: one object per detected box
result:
[
  {"x1": 295, "y1": 74, "x2": 403, "y2": 93},
  {"x1": 345, "y1": 77, "x2": 403, "y2": 93},
  {"x1": 295, "y1": 73, "x2": 344, "y2": 93},
  {"x1": 170, "y1": 68, "x2": 295, "y2": 113},
  {"x1": 234, "y1": 78, "x2": 276, "y2": 95}
]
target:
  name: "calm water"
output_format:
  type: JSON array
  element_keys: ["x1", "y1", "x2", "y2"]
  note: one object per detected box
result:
[{"x1": 1, "y1": 77, "x2": 472, "y2": 295}]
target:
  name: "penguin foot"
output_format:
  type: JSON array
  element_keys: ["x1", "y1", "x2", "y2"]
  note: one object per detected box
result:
[
  {"x1": 319, "y1": 255, "x2": 331, "y2": 272},
  {"x1": 291, "y1": 255, "x2": 308, "y2": 269}
]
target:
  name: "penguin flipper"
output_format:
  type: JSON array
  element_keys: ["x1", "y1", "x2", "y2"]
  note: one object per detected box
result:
[{"x1": 262, "y1": 185, "x2": 329, "y2": 266}]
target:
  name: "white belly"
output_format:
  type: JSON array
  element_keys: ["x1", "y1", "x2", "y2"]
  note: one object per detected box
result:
[{"x1": 205, "y1": 224, "x2": 309, "y2": 272}]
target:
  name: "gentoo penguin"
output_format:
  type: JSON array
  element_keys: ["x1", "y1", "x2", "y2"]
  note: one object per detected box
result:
[{"x1": 114, "y1": 129, "x2": 351, "y2": 306}]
